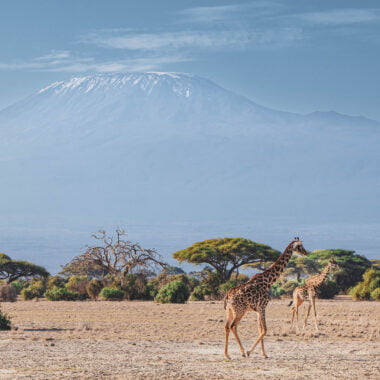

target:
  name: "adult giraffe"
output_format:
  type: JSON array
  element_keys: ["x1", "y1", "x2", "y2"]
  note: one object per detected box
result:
[{"x1": 223, "y1": 237, "x2": 308, "y2": 359}]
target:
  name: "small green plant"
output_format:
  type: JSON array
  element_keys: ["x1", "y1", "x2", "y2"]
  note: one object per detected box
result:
[
  {"x1": 154, "y1": 280, "x2": 189, "y2": 304},
  {"x1": 10, "y1": 281, "x2": 24, "y2": 294},
  {"x1": 86, "y1": 279, "x2": 103, "y2": 300},
  {"x1": 371, "y1": 287, "x2": 380, "y2": 301},
  {"x1": 47, "y1": 276, "x2": 67, "y2": 290},
  {"x1": 21, "y1": 280, "x2": 46, "y2": 300},
  {"x1": 66, "y1": 276, "x2": 89, "y2": 299},
  {"x1": 0, "y1": 309, "x2": 11, "y2": 330},
  {"x1": 189, "y1": 284, "x2": 212, "y2": 301},
  {"x1": 349, "y1": 268, "x2": 380, "y2": 301},
  {"x1": 99, "y1": 287, "x2": 124, "y2": 300},
  {"x1": 44, "y1": 286, "x2": 79, "y2": 301}
]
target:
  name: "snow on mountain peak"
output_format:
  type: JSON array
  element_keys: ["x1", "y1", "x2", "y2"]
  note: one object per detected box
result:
[{"x1": 37, "y1": 72, "x2": 198, "y2": 98}]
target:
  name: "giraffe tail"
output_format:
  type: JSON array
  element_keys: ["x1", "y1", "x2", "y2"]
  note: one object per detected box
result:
[{"x1": 288, "y1": 300, "x2": 293, "y2": 307}]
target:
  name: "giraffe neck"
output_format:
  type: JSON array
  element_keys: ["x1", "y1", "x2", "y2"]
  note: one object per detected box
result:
[
  {"x1": 308, "y1": 264, "x2": 331, "y2": 287},
  {"x1": 260, "y1": 245, "x2": 294, "y2": 288}
]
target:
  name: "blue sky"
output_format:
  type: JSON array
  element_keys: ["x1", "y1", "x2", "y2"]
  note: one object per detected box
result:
[{"x1": 1, "y1": 0, "x2": 380, "y2": 119}]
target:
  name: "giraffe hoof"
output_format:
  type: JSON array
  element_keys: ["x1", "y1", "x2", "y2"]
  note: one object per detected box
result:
[
  {"x1": 224, "y1": 354, "x2": 231, "y2": 360},
  {"x1": 262, "y1": 354, "x2": 268, "y2": 359},
  {"x1": 246, "y1": 351, "x2": 250, "y2": 357},
  {"x1": 242, "y1": 352, "x2": 246, "y2": 358}
]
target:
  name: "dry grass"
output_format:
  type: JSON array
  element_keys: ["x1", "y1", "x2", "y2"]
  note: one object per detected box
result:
[{"x1": 0, "y1": 297, "x2": 379, "y2": 379}]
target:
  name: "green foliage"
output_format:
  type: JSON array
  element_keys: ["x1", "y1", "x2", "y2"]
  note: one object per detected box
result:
[
  {"x1": 47, "y1": 276, "x2": 67, "y2": 290},
  {"x1": 99, "y1": 287, "x2": 124, "y2": 300},
  {"x1": 21, "y1": 280, "x2": 46, "y2": 300},
  {"x1": 218, "y1": 280, "x2": 237, "y2": 295},
  {"x1": 317, "y1": 280, "x2": 340, "y2": 299},
  {"x1": 0, "y1": 309, "x2": 11, "y2": 330},
  {"x1": 44, "y1": 286, "x2": 79, "y2": 301},
  {"x1": 0, "y1": 253, "x2": 49, "y2": 282},
  {"x1": 349, "y1": 268, "x2": 380, "y2": 301},
  {"x1": 308, "y1": 249, "x2": 371, "y2": 292},
  {"x1": 66, "y1": 276, "x2": 89, "y2": 299},
  {"x1": 370, "y1": 287, "x2": 380, "y2": 301},
  {"x1": 122, "y1": 274, "x2": 150, "y2": 300},
  {"x1": 154, "y1": 281, "x2": 190, "y2": 304},
  {"x1": 283, "y1": 256, "x2": 320, "y2": 282},
  {"x1": 189, "y1": 284, "x2": 211, "y2": 301},
  {"x1": 173, "y1": 238, "x2": 280, "y2": 284},
  {"x1": 270, "y1": 284, "x2": 285, "y2": 298},
  {"x1": 10, "y1": 281, "x2": 24, "y2": 294},
  {"x1": 86, "y1": 279, "x2": 103, "y2": 300}
]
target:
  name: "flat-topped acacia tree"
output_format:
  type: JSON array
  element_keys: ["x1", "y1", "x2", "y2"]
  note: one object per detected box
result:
[
  {"x1": 0, "y1": 253, "x2": 49, "y2": 283},
  {"x1": 173, "y1": 238, "x2": 280, "y2": 284}
]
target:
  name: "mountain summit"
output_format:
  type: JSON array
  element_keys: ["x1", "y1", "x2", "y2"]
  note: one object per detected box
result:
[{"x1": 0, "y1": 72, "x2": 379, "y2": 224}]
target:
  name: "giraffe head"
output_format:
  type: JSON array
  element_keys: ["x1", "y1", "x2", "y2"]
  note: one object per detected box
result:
[
  {"x1": 328, "y1": 259, "x2": 341, "y2": 271},
  {"x1": 290, "y1": 237, "x2": 308, "y2": 256}
]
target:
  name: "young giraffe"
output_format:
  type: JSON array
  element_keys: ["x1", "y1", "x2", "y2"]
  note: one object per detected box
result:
[
  {"x1": 223, "y1": 237, "x2": 308, "y2": 360},
  {"x1": 289, "y1": 260, "x2": 340, "y2": 332}
]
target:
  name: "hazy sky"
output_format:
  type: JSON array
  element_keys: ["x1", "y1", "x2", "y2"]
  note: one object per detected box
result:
[{"x1": 1, "y1": 0, "x2": 380, "y2": 119}]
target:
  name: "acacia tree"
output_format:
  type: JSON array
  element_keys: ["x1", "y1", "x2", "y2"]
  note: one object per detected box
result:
[
  {"x1": 0, "y1": 253, "x2": 49, "y2": 283},
  {"x1": 61, "y1": 229, "x2": 166, "y2": 283},
  {"x1": 173, "y1": 238, "x2": 280, "y2": 284}
]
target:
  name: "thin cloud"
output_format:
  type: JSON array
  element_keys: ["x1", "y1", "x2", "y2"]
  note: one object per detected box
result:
[{"x1": 296, "y1": 8, "x2": 380, "y2": 25}]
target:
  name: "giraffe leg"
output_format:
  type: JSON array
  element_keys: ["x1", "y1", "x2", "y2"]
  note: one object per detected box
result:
[
  {"x1": 311, "y1": 296, "x2": 319, "y2": 332},
  {"x1": 246, "y1": 310, "x2": 268, "y2": 359},
  {"x1": 230, "y1": 314, "x2": 246, "y2": 358},
  {"x1": 224, "y1": 308, "x2": 233, "y2": 360},
  {"x1": 303, "y1": 301, "x2": 311, "y2": 330}
]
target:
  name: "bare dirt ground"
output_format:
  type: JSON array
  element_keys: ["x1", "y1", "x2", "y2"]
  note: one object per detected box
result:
[{"x1": 0, "y1": 297, "x2": 379, "y2": 379}]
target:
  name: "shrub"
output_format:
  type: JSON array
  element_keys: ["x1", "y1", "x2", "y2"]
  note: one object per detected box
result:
[
  {"x1": 21, "y1": 280, "x2": 46, "y2": 300},
  {"x1": 371, "y1": 287, "x2": 380, "y2": 301},
  {"x1": 47, "y1": 276, "x2": 67, "y2": 290},
  {"x1": 122, "y1": 274, "x2": 150, "y2": 300},
  {"x1": 270, "y1": 284, "x2": 285, "y2": 298},
  {"x1": 317, "y1": 280, "x2": 340, "y2": 299},
  {"x1": 99, "y1": 287, "x2": 124, "y2": 300},
  {"x1": 66, "y1": 276, "x2": 89, "y2": 299},
  {"x1": 218, "y1": 280, "x2": 237, "y2": 296},
  {"x1": 86, "y1": 279, "x2": 103, "y2": 300},
  {"x1": 10, "y1": 281, "x2": 24, "y2": 294},
  {"x1": 189, "y1": 284, "x2": 212, "y2": 301},
  {"x1": 349, "y1": 268, "x2": 380, "y2": 301},
  {"x1": 0, "y1": 284, "x2": 17, "y2": 302},
  {"x1": 44, "y1": 286, "x2": 79, "y2": 301},
  {"x1": 0, "y1": 309, "x2": 11, "y2": 330},
  {"x1": 154, "y1": 281, "x2": 189, "y2": 304}
]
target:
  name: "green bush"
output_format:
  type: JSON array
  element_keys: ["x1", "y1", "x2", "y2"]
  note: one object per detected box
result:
[
  {"x1": 317, "y1": 280, "x2": 340, "y2": 299},
  {"x1": 44, "y1": 286, "x2": 79, "y2": 301},
  {"x1": 349, "y1": 268, "x2": 380, "y2": 301},
  {"x1": 66, "y1": 276, "x2": 89, "y2": 299},
  {"x1": 47, "y1": 276, "x2": 67, "y2": 290},
  {"x1": 21, "y1": 280, "x2": 46, "y2": 300},
  {"x1": 370, "y1": 287, "x2": 380, "y2": 301},
  {"x1": 10, "y1": 281, "x2": 24, "y2": 294},
  {"x1": 122, "y1": 274, "x2": 150, "y2": 300},
  {"x1": 99, "y1": 287, "x2": 124, "y2": 300},
  {"x1": 154, "y1": 281, "x2": 190, "y2": 304},
  {"x1": 218, "y1": 280, "x2": 237, "y2": 295},
  {"x1": 0, "y1": 309, "x2": 11, "y2": 330},
  {"x1": 86, "y1": 279, "x2": 103, "y2": 300},
  {"x1": 189, "y1": 284, "x2": 212, "y2": 301},
  {"x1": 270, "y1": 284, "x2": 285, "y2": 298}
]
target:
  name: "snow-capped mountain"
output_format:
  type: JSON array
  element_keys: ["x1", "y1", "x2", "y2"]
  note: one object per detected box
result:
[{"x1": 0, "y1": 72, "x2": 379, "y2": 226}]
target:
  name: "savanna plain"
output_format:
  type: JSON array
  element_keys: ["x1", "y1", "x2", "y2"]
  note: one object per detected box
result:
[{"x1": 0, "y1": 297, "x2": 379, "y2": 379}]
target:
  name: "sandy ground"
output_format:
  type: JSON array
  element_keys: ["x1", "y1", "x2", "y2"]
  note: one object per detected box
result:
[{"x1": 0, "y1": 297, "x2": 379, "y2": 379}]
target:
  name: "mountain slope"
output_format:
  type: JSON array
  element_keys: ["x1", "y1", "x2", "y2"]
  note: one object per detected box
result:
[{"x1": 0, "y1": 72, "x2": 379, "y2": 224}]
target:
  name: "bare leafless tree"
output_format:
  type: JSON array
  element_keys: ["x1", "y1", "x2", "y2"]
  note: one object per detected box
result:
[{"x1": 62, "y1": 229, "x2": 166, "y2": 283}]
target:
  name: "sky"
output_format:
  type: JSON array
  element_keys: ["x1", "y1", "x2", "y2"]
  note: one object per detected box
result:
[{"x1": 0, "y1": 0, "x2": 380, "y2": 120}]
